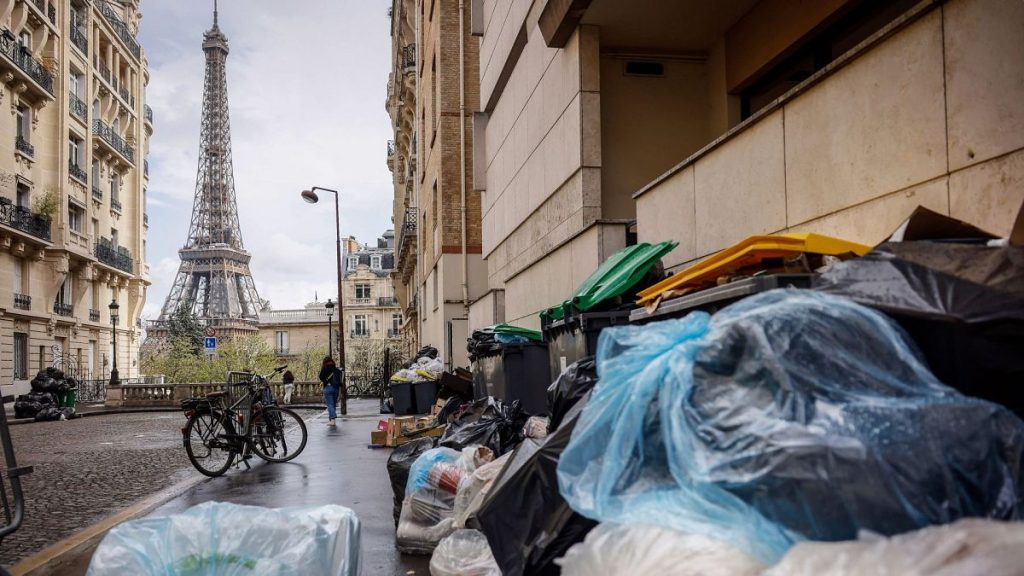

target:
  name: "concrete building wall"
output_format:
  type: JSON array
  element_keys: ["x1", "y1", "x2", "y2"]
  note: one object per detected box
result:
[
  {"x1": 636, "y1": 0, "x2": 1024, "y2": 271},
  {"x1": 0, "y1": 0, "x2": 150, "y2": 395}
]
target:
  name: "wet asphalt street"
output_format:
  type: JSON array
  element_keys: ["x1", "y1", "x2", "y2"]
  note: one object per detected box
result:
[{"x1": 150, "y1": 399, "x2": 431, "y2": 575}]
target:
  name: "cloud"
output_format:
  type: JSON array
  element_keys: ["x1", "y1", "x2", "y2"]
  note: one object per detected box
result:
[{"x1": 139, "y1": 0, "x2": 395, "y2": 315}]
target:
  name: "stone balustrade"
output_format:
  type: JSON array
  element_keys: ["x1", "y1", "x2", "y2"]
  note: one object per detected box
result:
[{"x1": 107, "y1": 381, "x2": 351, "y2": 408}]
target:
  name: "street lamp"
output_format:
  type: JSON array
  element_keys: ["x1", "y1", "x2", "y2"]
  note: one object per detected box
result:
[
  {"x1": 301, "y1": 186, "x2": 346, "y2": 415},
  {"x1": 324, "y1": 299, "x2": 335, "y2": 358},
  {"x1": 108, "y1": 300, "x2": 120, "y2": 386}
]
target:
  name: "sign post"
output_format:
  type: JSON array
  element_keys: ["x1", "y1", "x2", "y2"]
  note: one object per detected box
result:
[{"x1": 203, "y1": 337, "x2": 217, "y2": 356}]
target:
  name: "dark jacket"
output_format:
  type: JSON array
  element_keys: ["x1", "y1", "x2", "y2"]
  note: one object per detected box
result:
[{"x1": 319, "y1": 366, "x2": 343, "y2": 388}]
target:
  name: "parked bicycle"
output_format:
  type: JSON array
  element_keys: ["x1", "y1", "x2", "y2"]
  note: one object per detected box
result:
[{"x1": 180, "y1": 366, "x2": 308, "y2": 477}]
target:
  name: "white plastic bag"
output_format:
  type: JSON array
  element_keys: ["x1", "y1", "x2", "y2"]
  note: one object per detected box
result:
[
  {"x1": 453, "y1": 452, "x2": 511, "y2": 527},
  {"x1": 764, "y1": 519, "x2": 1024, "y2": 576},
  {"x1": 557, "y1": 523, "x2": 763, "y2": 576},
  {"x1": 87, "y1": 502, "x2": 360, "y2": 576},
  {"x1": 429, "y1": 529, "x2": 500, "y2": 576},
  {"x1": 522, "y1": 416, "x2": 549, "y2": 439}
]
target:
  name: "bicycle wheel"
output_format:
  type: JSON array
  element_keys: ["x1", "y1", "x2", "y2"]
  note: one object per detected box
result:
[
  {"x1": 184, "y1": 411, "x2": 237, "y2": 477},
  {"x1": 250, "y1": 407, "x2": 307, "y2": 463}
]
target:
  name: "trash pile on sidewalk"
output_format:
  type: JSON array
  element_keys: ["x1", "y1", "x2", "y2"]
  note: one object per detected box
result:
[
  {"x1": 13, "y1": 368, "x2": 78, "y2": 422},
  {"x1": 380, "y1": 206, "x2": 1024, "y2": 575}
]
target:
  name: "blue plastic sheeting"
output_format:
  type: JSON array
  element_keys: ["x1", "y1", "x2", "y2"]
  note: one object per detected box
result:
[
  {"x1": 557, "y1": 290, "x2": 1024, "y2": 564},
  {"x1": 87, "y1": 502, "x2": 361, "y2": 575},
  {"x1": 407, "y1": 448, "x2": 460, "y2": 493}
]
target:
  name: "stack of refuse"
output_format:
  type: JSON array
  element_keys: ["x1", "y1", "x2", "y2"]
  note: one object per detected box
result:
[
  {"x1": 386, "y1": 346, "x2": 446, "y2": 415},
  {"x1": 14, "y1": 368, "x2": 77, "y2": 421}
]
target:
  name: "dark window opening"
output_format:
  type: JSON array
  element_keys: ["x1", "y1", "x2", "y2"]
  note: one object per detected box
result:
[{"x1": 624, "y1": 61, "x2": 664, "y2": 77}]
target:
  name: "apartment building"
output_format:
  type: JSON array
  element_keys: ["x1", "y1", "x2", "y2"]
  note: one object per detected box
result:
[
  {"x1": 0, "y1": 0, "x2": 150, "y2": 394},
  {"x1": 387, "y1": 0, "x2": 487, "y2": 370},
  {"x1": 471, "y1": 0, "x2": 1024, "y2": 329}
]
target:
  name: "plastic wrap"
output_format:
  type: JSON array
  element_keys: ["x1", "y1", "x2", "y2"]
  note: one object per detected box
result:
[
  {"x1": 86, "y1": 502, "x2": 360, "y2": 576},
  {"x1": 765, "y1": 518, "x2": 1024, "y2": 576},
  {"x1": 429, "y1": 529, "x2": 500, "y2": 576},
  {"x1": 387, "y1": 437, "x2": 437, "y2": 526},
  {"x1": 546, "y1": 357, "x2": 597, "y2": 433},
  {"x1": 557, "y1": 523, "x2": 763, "y2": 576},
  {"x1": 398, "y1": 447, "x2": 495, "y2": 554},
  {"x1": 522, "y1": 416, "x2": 549, "y2": 438},
  {"x1": 557, "y1": 290, "x2": 1024, "y2": 564},
  {"x1": 453, "y1": 453, "x2": 511, "y2": 528}
]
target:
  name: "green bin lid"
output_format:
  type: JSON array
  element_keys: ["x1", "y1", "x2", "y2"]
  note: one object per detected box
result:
[
  {"x1": 477, "y1": 323, "x2": 543, "y2": 342},
  {"x1": 541, "y1": 241, "x2": 678, "y2": 324}
]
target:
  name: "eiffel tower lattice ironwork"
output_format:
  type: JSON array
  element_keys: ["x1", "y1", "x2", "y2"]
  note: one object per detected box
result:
[{"x1": 157, "y1": 4, "x2": 261, "y2": 331}]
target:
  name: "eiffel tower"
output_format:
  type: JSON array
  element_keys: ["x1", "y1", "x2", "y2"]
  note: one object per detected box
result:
[{"x1": 156, "y1": 2, "x2": 260, "y2": 335}]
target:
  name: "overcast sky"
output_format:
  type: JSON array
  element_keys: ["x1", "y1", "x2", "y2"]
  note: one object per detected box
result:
[{"x1": 138, "y1": 0, "x2": 394, "y2": 319}]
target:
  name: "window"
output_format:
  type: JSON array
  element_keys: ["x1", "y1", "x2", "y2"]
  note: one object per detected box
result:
[
  {"x1": 69, "y1": 137, "x2": 82, "y2": 167},
  {"x1": 92, "y1": 160, "x2": 100, "y2": 183},
  {"x1": 16, "y1": 183, "x2": 29, "y2": 208},
  {"x1": 110, "y1": 173, "x2": 120, "y2": 202},
  {"x1": 15, "y1": 106, "x2": 29, "y2": 141},
  {"x1": 57, "y1": 276, "x2": 73, "y2": 305},
  {"x1": 432, "y1": 272, "x2": 439, "y2": 310},
  {"x1": 392, "y1": 313, "x2": 402, "y2": 335},
  {"x1": 371, "y1": 255, "x2": 382, "y2": 270},
  {"x1": 69, "y1": 73, "x2": 81, "y2": 97},
  {"x1": 92, "y1": 99, "x2": 100, "y2": 118},
  {"x1": 91, "y1": 218, "x2": 99, "y2": 240},
  {"x1": 91, "y1": 280, "x2": 99, "y2": 309},
  {"x1": 347, "y1": 256, "x2": 359, "y2": 270},
  {"x1": 353, "y1": 315, "x2": 368, "y2": 336},
  {"x1": 355, "y1": 284, "x2": 371, "y2": 299},
  {"x1": 111, "y1": 228, "x2": 119, "y2": 246},
  {"x1": 13, "y1": 333, "x2": 28, "y2": 380},
  {"x1": 18, "y1": 31, "x2": 30, "y2": 51},
  {"x1": 274, "y1": 331, "x2": 289, "y2": 353},
  {"x1": 432, "y1": 182, "x2": 439, "y2": 229},
  {"x1": 68, "y1": 203, "x2": 84, "y2": 233},
  {"x1": 12, "y1": 257, "x2": 25, "y2": 294}
]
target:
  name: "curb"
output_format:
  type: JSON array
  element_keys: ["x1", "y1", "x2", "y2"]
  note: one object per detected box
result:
[
  {"x1": 6, "y1": 405, "x2": 383, "y2": 426},
  {"x1": 9, "y1": 470, "x2": 210, "y2": 576}
]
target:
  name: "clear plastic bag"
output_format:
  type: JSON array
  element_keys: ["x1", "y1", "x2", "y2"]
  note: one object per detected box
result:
[
  {"x1": 765, "y1": 519, "x2": 1024, "y2": 576},
  {"x1": 522, "y1": 416, "x2": 549, "y2": 439},
  {"x1": 429, "y1": 529, "x2": 500, "y2": 576},
  {"x1": 556, "y1": 523, "x2": 763, "y2": 576},
  {"x1": 86, "y1": 502, "x2": 360, "y2": 576},
  {"x1": 453, "y1": 453, "x2": 511, "y2": 527},
  {"x1": 557, "y1": 290, "x2": 1024, "y2": 563}
]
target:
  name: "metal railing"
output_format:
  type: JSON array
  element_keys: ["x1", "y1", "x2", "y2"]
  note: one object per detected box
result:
[
  {"x1": 387, "y1": 140, "x2": 395, "y2": 157},
  {"x1": 95, "y1": 0, "x2": 141, "y2": 59},
  {"x1": 89, "y1": 309, "x2": 100, "y2": 322},
  {"x1": 110, "y1": 197, "x2": 122, "y2": 212},
  {"x1": 53, "y1": 302, "x2": 73, "y2": 317},
  {"x1": 144, "y1": 159, "x2": 149, "y2": 177},
  {"x1": 69, "y1": 161, "x2": 87, "y2": 183},
  {"x1": 70, "y1": 25, "x2": 87, "y2": 54},
  {"x1": 95, "y1": 237, "x2": 133, "y2": 273},
  {"x1": 13, "y1": 294, "x2": 31, "y2": 311},
  {"x1": 402, "y1": 43, "x2": 416, "y2": 72},
  {"x1": 0, "y1": 31, "x2": 54, "y2": 93},
  {"x1": 350, "y1": 331, "x2": 370, "y2": 339},
  {"x1": 92, "y1": 119, "x2": 135, "y2": 163},
  {"x1": 14, "y1": 136, "x2": 34, "y2": 157},
  {"x1": 95, "y1": 57, "x2": 111, "y2": 84},
  {"x1": 0, "y1": 200, "x2": 51, "y2": 241},
  {"x1": 397, "y1": 207, "x2": 417, "y2": 262},
  {"x1": 378, "y1": 297, "x2": 400, "y2": 307},
  {"x1": 387, "y1": 329, "x2": 401, "y2": 339},
  {"x1": 274, "y1": 347, "x2": 290, "y2": 356},
  {"x1": 143, "y1": 213, "x2": 148, "y2": 226},
  {"x1": 144, "y1": 105, "x2": 153, "y2": 124},
  {"x1": 118, "y1": 85, "x2": 130, "y2": 103},
  {"x1": 69, "y1": 91, "x2": 87, "y2": 121},
  {"x1": 92, "y1": 185, "x2": 103, "y2": 202}
]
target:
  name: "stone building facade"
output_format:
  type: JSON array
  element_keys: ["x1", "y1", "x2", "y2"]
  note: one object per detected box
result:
[
  {"x1": 0, "y1": 0, "x2": 151, "y2": 395},
  {"x1": 387, "y1": 0, "x2": 487, "y2": 370},
  {"x1": 470, "y1": 0, "x2": 1024, "y2": 329}
]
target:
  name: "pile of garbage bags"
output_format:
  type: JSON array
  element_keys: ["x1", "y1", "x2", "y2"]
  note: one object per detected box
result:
[
  {"x1": 14, "y1": 368, "x2": 77, "y2": 421},
  {"x1": 87, "y1": 502, "x2": 361, "y2": 576},
  {"x1": 556, "y1": 290, "x2": 1024, "y2": 564}
]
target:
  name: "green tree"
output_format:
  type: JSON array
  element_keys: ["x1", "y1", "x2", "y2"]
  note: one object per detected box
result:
[{"x1": 167, "y1": 302, "x2": 204, "y2": 354}]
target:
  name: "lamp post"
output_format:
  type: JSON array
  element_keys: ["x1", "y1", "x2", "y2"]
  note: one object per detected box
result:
[
  {"x1": 324, "y1": 299, "x2": 335, "y2": 358},
  {"x1": 301, "y1": 186, "x2": 346, "y2": 415},
  {"x1": 108, "y1": 300, "x2": 120, "y2": 386}
]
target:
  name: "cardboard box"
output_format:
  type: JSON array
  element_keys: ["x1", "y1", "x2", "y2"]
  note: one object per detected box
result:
[
  {"x1": 370, "y1": 430, "x2": 387, "y2": 446},
  {"x1": 430, "y1": 398, "x2": 447, "y2": 416},
  {"x1": 384, "y1": 416, "x2": 440, "y2": 445},
  {"x1": 392, "y1": 424, "x2": 446, "y2": 446}
]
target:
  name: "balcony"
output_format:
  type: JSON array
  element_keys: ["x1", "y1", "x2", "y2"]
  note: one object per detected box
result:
[
  {"x1": 350, "y1": 297, "x2": 372, "y2": 306},
  {"x1": 95, "y1": 56, "x2": 112, "y2": 84},
  {"x1": 92, "y1": 185, "x2": 103, "y2": 202},
  {"x1": 13, "y1": 294, "x2": 31, "y2": 311},
  {"x1": 0, "y1": 199, "x2": 51, "y2": 242},
  {"x1": 387, "y1": 140, "x2": 395, "y2": 157},
  {"x1": 92, "y1": 119, "x2": 135, "y2": 164},
  {"x1": 95, "y1": 237, "x2": 133, "y2": 274},
  {"x1": 69, "y1": 162, "x2": 87, "y2": 184},
  {"x1": 0, "y1": 31, "x2": 54, "y2": 95},
  {"x1": 397, "y1": 207, "x2": 417, "y2": 271},
  {"x1": 70, "y1": 25, "x2": 87, "y2": 54},
  {"x1": 378, "y1": 297, "x2": 400, "y2": 307},
  {"x1": 144, "y1": 159, "x2": 149, "y2": 178},
  {"x1": 402, "y1": 44, "x2": 416, "y2": 73},
  {"x1": 118, "y1": 85, "x2": 130, "y2": 104},
  {"x1": 31, "y1": 1, "x2": 55, "y2": 24},
  {"x1": 387, "y1": 329, "x2": 401, "y2": 339},
  {"x1": 53, "y1": 302, "x2": 73, "y2": 317},
  {"x1": 15, "y1": 136, "x2": 34, "y2": 158},
  {"x1": 143, "y1": 213, "x2": 148, "y2": 226},
  {"x1": 69, "y1": 91, "x2": 88, "y2": 122},
  {"x1": 89, "y1": 309, "x2": 100, "y2": 322},
  {"x1": 95, "y1": 0, "x2": 141, "y2": 60},
  {"x1": 274, "y1": 347, "x2": 290, "y2": 356},
  {"x1": 144, "y1": 105, "x2": 153, "y2": 125},
  {"x1": 350, "y1": 331, "x2": 370, "y2": 339},
  {"x1": 111, "y1": 197, "x2": 122, "y2": 212}
]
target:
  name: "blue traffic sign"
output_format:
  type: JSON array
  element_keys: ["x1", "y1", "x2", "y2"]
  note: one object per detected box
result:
[{"x1": 204, "y1": 337, "x2": 217, "y2": 350}]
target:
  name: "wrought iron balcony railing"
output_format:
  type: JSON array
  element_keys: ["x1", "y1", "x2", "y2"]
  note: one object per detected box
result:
[
  {"x1": 92, "y1": 119, "x2": 135, "y2": 164},
  {"x1": 402, "y1": 43, "x2": 416, "y2": 72},
  {"x1": 0, "y1": 31, "x2": 54, "y2": 94},
  {"x1": 69, "y1": 91, "x2": 88, "y2": 121},
  {"x1": 95, "y1": 56, "x2": 112, "y2": 84},
  {"x1": 378, "y1": 297, "x2": 400, "y2": 307},
  {"x1": 118, "y1": 85, "x2": 130, "y2": 103},
  {"x1": 274, "y1": 347, "x2": 290, "y2": 356},
  {"x1": 144, "y1": 159, "x2": 149, "y2": 177},
  {"x1": 53, "y1": 302, "x2": 73, "y2": 317},
  {"x1": 143, "y1": 213, "x2": 149, "y2": 226},
  {"x1": 111, "y1": 196, "x2": 122, "y2": 212},
  {"x1": 95, "y1": 0, "x2": 141, "y2": 59},
  {"x1": 0, "y1": 199, "x2": 51, "y2": 242},
  {"x1": 13, "y1": 293, "x2": 31, "y2": 311},
  {"x1": 69, "y1": 161, "x2": 87, "y2": 183},
  {"x1": 387, "y1": 140, "x2": 395, "y2": 157},
  {"x1": 92, "y1": 185, "x2": 103, "y2": 202},
  {"x1": 350, "y1": 331, "x2": 370, "y2": 339},
  {"x1": 89, "y1": 309, "x2": 101, "y2": 322},
  {"x1": 70, "y1": 25, "x2": 87, "y2": 54},
  {"x1": 15, "y1": 136, "x2": 34, "y2": 157},
  {"x1": 144, "y1": 105, "x2": 153, "y2": 124},
  {"x1": 95, "y1": 237, "x2": 133, "y2": 273}
]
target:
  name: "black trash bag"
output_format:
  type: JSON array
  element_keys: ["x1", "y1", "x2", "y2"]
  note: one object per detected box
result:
[
  {"x1": 34, "y1": 406, "x2": 62, "y2": 422},
  {"x1": 439, "y1": 397, "x2": 527, "y2": 456},
  {"x1": 60, "y1": 407, "x2": 77, "y2": 420},
  {"x1": 467, "y1": 331, "x2": 499, "y2": 359},
  {"x1": 475, "y1": 394, "x2": 596, "y2": 576},
  {"x1": 380, "y1": 395, "x2": 394, "y2": 415},
  {"x1": 546, "y1": 357, "x2": 598, "y2": 433},
  {"x1": 408, "y1": 346, "x2": 439, "y2": 367},
  {"x1": 815, "y1": 240, "x2": 1024, "y2": 415},
  {"x1": 387, "y1": 437, "x2": 437, "y2": 527},
  {"x1": 435, "y1": 396, "x2": 466, "y2": 425},
  {"x1": 14, "y1": 398, "x2": 43, "y2": 419},
  {"x1": 45, "y1": 367, "x2": 65, "y2": 380},
  {"x1": 27, "y1": 391, "x2": 56, "y2": 406},
  {"x1": 30, "y1": 377, "x2": 61, "y2": 394},
  {"x1": 438, "y1": 369, "x2": 473, "y2": 400}
]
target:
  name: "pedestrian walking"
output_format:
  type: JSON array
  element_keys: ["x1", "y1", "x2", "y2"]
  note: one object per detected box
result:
[
  {"x1": 282, "y1": 370, "x2": 295, "y2": 404},
  {"x1": 318, "y1": 357, "x2": 344, "y2": 426}
]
